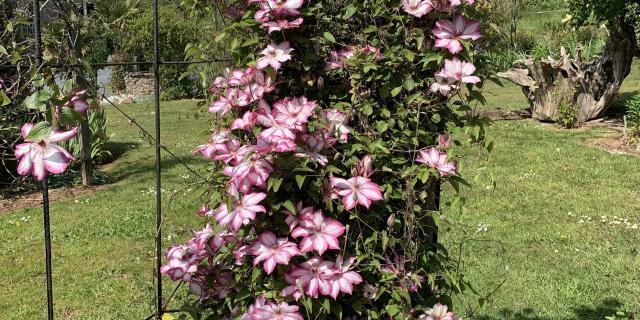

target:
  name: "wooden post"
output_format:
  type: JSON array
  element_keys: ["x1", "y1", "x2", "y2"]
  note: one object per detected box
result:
[{"x1": 78, "y1": 118, "x2": 92, "y2": 186}]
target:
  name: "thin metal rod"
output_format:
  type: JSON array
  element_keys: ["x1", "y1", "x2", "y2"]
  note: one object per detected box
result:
[
  {"x1": 33, "y1": 0, "x2": 55, "y2": 318},
  {"x1": 95, "y1": 90, "x2": 205, "y2": 180},
  {"x1": 153, "y1": 0, "x2": 163, "y2": 316},
  {"x1": 0, "y1": 59, "x2": 230, "y2": 69}
]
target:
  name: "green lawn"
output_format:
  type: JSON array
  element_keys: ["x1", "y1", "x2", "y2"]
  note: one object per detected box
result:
[
  {"x1": 1, "y1": 72, "x2": 640, "y2": 319},
  {"x1": 443, "y1": 120, "x2": 640, "y2": 319},
  {"x1": 0, "y1": 101, "x2": 210, "y2": 319}
]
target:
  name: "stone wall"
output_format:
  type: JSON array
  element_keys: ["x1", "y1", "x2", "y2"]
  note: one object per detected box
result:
[{"x1": 124, "y1": 72, "x2": 154, "y2": 97}]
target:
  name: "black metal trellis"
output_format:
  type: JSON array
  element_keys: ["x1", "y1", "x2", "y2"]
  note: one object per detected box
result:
[
  {"x1": 17, "y1": 1, "x2": 221, "y2": 319},
  {"x1": 152, "y1": 0, "x2": 163, "y2": 317},
  {"x1": 31, "y1": 0, "x2": 55, "y2": 319}
]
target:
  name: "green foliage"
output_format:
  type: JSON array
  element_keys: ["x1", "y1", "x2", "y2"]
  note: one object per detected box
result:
[
  {"x1": 112, "y1": 5, "x2": 214, "y2": 99},
  {"x1": 522, "y1": 0, "x2": 564, "y2": 11},
  {"x1": 567, "y1": 0, "x2": 628, "y2": 27},
  {"x1": 557, "y1": 100, "x2": 578, "y2": 128},
  {"x1": 624, "y1": 95, "x2": 640, "y2": 145},
  {"x1": 60, "y1": 108, "x2": 114, "y2": 165}
]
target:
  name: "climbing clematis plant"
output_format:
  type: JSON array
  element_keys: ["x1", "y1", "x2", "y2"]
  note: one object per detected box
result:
[
  {"x1": 164, "y1": 0, "x2": 491, "y2": 318},
  {"x1": 12, "y1": 83, "x2": 93, "y2": 181}
]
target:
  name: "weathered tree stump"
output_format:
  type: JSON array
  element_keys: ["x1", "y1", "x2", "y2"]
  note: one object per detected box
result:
[{"x1": 498, "y1": 19, "x2": 637, "y2": 126}]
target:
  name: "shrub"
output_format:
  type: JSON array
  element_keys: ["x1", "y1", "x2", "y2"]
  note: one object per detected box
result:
[
  {"x1": 624, "y1": 96, "x2": 640, "y2": 145},
  {"x1": 60, "y1": 108, "x2": 113, "y2": 165},
  {"x1": 159, "y1": 0, "x2": 491, "y2": 319},
  {"x1": 557, "y1": 99, "x2": 578, "y2": 128}
]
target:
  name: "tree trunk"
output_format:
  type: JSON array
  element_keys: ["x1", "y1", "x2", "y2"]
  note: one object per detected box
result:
[{"x1": 497, "y1": 18, "x2": 637, "y2": 126}]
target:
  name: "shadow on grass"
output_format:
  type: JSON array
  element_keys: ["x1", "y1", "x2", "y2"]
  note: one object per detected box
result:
[
  {"x1": 106, "y1": 143, "x2": 206, "y2": 182},
  {"x1": 105, "y1": 141, "x2": 142, "y2": 161},
  {"x1": 607, "y1": 90, "x2": 640, "y2": 118},
  {"x1": 473, "y1": 298, "x2": 625, "y2": 320}
]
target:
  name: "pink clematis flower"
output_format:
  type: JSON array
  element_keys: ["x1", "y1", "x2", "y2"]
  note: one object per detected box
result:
[
  {"x1": 160, "y1": 245, "x2": 200, "y2": 281},
  {"x1": 253, "y1": 0, "x2": 304, "y2": 19},
  {"x1": 192, "y1": 130, "x2": 233, "y2": 160},
  {"x1": 188, "y1": 223, "x2": 215, "y2": 254},
  {"x1": 282, "y1": 201, "x2": 315, "y2": 232},
  {"x1": 416, "y1": 147, "x2": 457, "y2": 177},
  {"x1": 430, "y1": 73, "x2": 456, "y2": 96},
  {"x1": 224, "y1": 155, "x2": 274, "y2": 193},
  {"x1": 330, "y1": 176, "x2": 384, "y2": 210},
  {"x1": 212, "y1": 68, "x2": 252, "y2": 90},
  {"x1": 64, "y1": 90, "x2": 90, "y2": 114},
  {"x1": 256, "y1": 99, "x2": 297, "y2": 147},
  {"x1": 295, "y1": 131, "x2": 329, "y2": 166},
  {"x1": 419, "y1": 303, "x2": 460, "y2": 320},
  {"x1": 209, "y1": 88, "x2": 252, "y2": 115},
  {"x1": 273, "y1": 96, "x2": 317, "y2": 131},
  {"x1": 212, "y1": 140, "x2": 247, "y2": 165},
  {"x1": 325, "y1": 49, "x2": 355, "y2": 70},
  {"x1": 234, "y1": 244, "x2": 249, "y2": 265},
  {"x1": 354, "y1": 155, "x2": 374, "y2": 178},
  {"x1": 438, "y1": 134, "x2": 452, "y2": 149},
  {"x1": 284, "y1": 257, "x2": 335, "y2": 298},
  {"x1": 319, "y1": 109, "x2": 351, "y2": 142},
  {"x1": 262, "y1": 17, "x2": 304, "y2": 33},
  {"x1": 327, "y1": 256, "x2": 363, "y2": 299},
  {"x1": 250, "y1": 231, "x2": 300, "y2": 274},
  {"x1": 15, "y1": 123, "x2": 77, "y2": 181},
  {"x1": 209, "y1": 229, "x2": 237, "y2": 251},
  {"x1": 243, "y1": 296, "x2": 266, "y2": 320},
  {"x1": 401, "y1": 0, "x2": 433, "y2": 18},
  {"x1": 253, "y1": 300, "x2": 304, "y2": 320},
  {"x1": 291, "y1": 210, "x2": 345, "y2": 255},
  {"x1": 440, "y1": 58, "x2": 481, "y2": 84},
  {"x1": 432, "y1": 15, "x2": 482, "y2": 54},
  {"x1": 213, "y1": 193, "x2": 267, "y2": 231},
  {"x1": 231, "y1": 111, "x2": 258, "y2": 131},
  {"x1": 257, "y1": 42, "x2": 294, "y2": 70}
]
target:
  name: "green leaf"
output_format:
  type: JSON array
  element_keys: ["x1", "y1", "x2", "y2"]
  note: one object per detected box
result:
[
  {"x1": 268, "y1": 175, "x2": 283, "y2": 192},
  {"x1": 282, "y1": 200, "x2": 296, "y2": 214},
  {"x1": 386, "y1": 304, "x2": 399, "y2": 316},
  {"x1": 59, "y1": 107, "x2": 83, "y2": 125},
  {"x1": 295, "y1": 175, "x2": 306, "y2": 189},
  {"x1": 214, "y1": 32, "x2": 228, "y2": 42},
  {"x1": 402, "y1": 49, "x2": 416, "y2": 62},
  {"x1": 323, "y1": 32, "x2": 336, "y2": 43},
  {"x1": 0, "y1": 45, "x2": 7, "y2": 56},
  {"x1": 0, "y1": 91, "x2": 10, "y2": 106},
  {"x1": 25, "y1": 122, "x2": 52, "y2": 141},
  {"x1": 242, "y1": 37, "x2": 261, "y2": 47},
  {"x1": 403, "y1": 77, "x2": 415, "y2": 91},
  {"x1": 390, "y1": 87, "x2": 402, "y2": 97},
  {"x1": 24, "y1": 91, "x2": 48, "y2": 111},
  {"x1": 5, "y1": 21, "x2": 13, "y2": 32},
  {"x1": 363, "y1": 25, "x2": 377, "y2": 33},
  {"x1": 343, "y1": 4, "x2": 356, "y2": 19},
  {"x1": 362, "y1": 103, "x2": 373, "y2": 116}
]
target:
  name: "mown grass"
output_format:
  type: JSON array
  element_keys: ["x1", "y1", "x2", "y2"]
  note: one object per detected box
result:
[
  {"x1": 0, "y1": 100, "x2": 210, "y2": 319},
  {"x1": 443, "y1": 60, "x2": 640, "y2": 319},
  {"x1": 443, "y1": 120, "x2": 640, "y2": 319}
]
